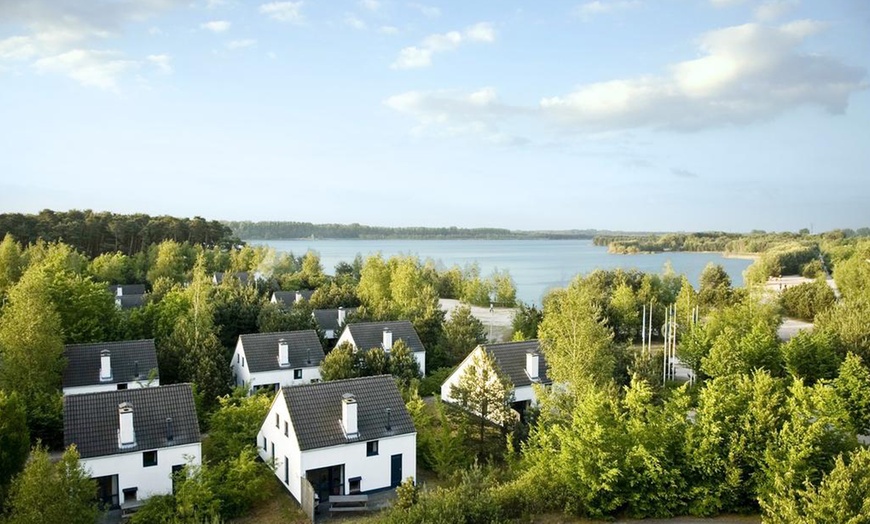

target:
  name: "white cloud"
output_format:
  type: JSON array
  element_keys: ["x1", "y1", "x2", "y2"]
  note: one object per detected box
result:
[
  {"x1": 34, "y1": 49, "x2": 137, "y2": 90},
  {"x1": 147, "y1": 53, "x2": 172, "y2": 74},
  {"x1": 380, "y1": 25, "x2": 399, "y2": 35},
  {"x1": 201, "y1": 20, "x2": 231, "y2": 33},
  {"x1": 344, "y1": 14, "x2": 367, "y2": 30},
  {"x1": 409, "y1": 3, "x2": 440, "y2": 18},
  {"x1": 755, "y1": 0, "x2": 799, "y2": 21},
  {"x1": 384, "y1": 87, "x2": 530, "y2": 145},
  {"x1": 540, "y1": 21, "x2": 867, "y2": 131},
  {"x1": 576, "y1": 0, "x2": 641, "y2": 17},
  {"x1": 259, "y1": 1, "x2": 304, "y2": 23},
  {"x1": 391, "y1": 22, "x2": 496, "y2": 69},
  {"x1": 226, "y1": 38, "x2": 256, "y2": 49},
  {"x1": 0, "y1": 0, "x2": 185, "y2": 89},
  {"x1": 359, "y1": 0, "x2": 381, "y2": 11}
]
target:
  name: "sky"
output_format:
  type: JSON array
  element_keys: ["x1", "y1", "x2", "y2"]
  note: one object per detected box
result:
[{"x1": 0, "y1": 0, "x2": 868, "y2": 233}]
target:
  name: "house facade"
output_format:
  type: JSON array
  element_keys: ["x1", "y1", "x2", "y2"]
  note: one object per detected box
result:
[
  {"x1": 335, "y1": 320, "x2": 427, "y2": 375},
  {"x1": 270, "y1": 290, "x2": 314, "y2": 307},
  {"x1": 63, "y1": 339, "x2": 160, "y2": 396},
  {"x1": 441, "y1": 339, "x2": 551, "y2": 415},
  {"x1": 231, "y1": 330, "x2": 325, "y2": 393},
  {"x1": 258, "y1": 375, "x2": 416, "y2": 505},
  {"x1": 64, "y1": 384, "x2": 201, "y2": 510},
  {"x1": 312, "y1": 307, "x2": 355, "y2": 341}
]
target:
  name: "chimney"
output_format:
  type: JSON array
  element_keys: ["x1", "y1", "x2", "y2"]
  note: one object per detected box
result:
[
  {"x1": 341, "y1": 393, "x2": 358, "y2": 438},
  {"x1": 100, "y1": 350, "x2": 112, "y2": 382},
  {"x1": 526, "y1": 351, "x2": 540, "y2": 380},
  {"x1": 116, "y1": 286, "x2": 123, "y2": 297},
  {"x1": 278, "y1": 338, "x2": 289, "y2": 367},
  {"x1": 118, "y1": 402, "x2": 135, "y2": 448},
  {"x1": 338, "y1": 306, "x2": 346, "y2": 326},
  {"x1": 166, "y1": 417, "x2": 174, "y2": 442},
  {"x1": 382, "y1": 328, "x2": 393, "y2": 351},
  {"x1": 295, "y1": 290, "x2": 303, "y2": 303}
]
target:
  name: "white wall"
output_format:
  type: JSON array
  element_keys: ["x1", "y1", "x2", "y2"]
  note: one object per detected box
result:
[
  {"x1": 63, "y1": 379, "x2": 160, "y2": 397},
  {"x1": 440, "y1": 347, "x2": 482, "y2": 403},
  {"x1": 413, "y1": 351, "x2": 426, "y2": 376},
  {"x1": 232, "y1": 342, "x2": 320, "y2": 393},
  {"x1": 82, "y1": 443, "x2": 201, "y2": 506},
  {"x1": 258, "y1": 392, "x2": 416, "y2": 503}
]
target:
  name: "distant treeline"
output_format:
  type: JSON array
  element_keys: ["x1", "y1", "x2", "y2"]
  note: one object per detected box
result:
[
  {"x1": 0, "y1": 209, "x2": 240, "y2": 258},
  {"x1": 225, "y1": 221, "x2": 605, "y2": 240},
  {"x1": 595, "y1": 229, "x2": 870, "y2": 254}
]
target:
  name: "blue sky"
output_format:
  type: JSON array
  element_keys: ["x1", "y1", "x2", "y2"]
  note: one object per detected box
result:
[{"x1": 0, "y1": 0, "x2": 867, "y2": 232}]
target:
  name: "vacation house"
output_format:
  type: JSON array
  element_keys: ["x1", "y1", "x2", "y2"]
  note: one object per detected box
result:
[
  {"x1": 63, "y1": 339, "x2": 160, "y2": 396},
  {"x1": 231, "y1": 330, "x2": 325, "y2": 393},
  {"x1": 335, "y1": 320, "x2": 427, "y2": 375}
]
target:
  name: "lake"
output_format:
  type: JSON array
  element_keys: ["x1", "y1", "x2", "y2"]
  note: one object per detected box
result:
[{"x1": 249, "y1": 239, "x2": 754, "y2": 305}]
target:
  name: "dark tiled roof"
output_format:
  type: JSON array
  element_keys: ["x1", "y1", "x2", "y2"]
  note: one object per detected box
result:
[
  {"x1": 346, "y1": 321, "x2": 425, "y2": 353},
  {"x1": 484, "y1": 340, "x2": 552, "y2": 388},
  {"x1": 116, "y1": 294, "x2": 146, "y2": 309},
  {"x1": 283, "y1": 375, "x2": 415, "y2": 451},
  {"x1": 214, "y1": 272, "x2": 250, "y2": 285},
  {"x1": 108, "y1": 284, "x2": 147, "y2": 296},
  {"x1": 63, "y1": 339, "x2": 159, "y2": 388},
  {"x1": 64, "y1": 384, "x2": 200, "y2": 459},
  {"x1": 238, "y1": 330, "x2": 325, "y2": 373},
  {"x1": 313, "y1": 308, "x2": 356, "y2": 332},
  {"x1": 271, "y1": 290, "x2": 314, "y2": 306}
]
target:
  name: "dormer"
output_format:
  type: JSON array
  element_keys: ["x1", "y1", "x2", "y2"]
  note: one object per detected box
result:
[
  {"x1": 278, "y1": 339, "x2": 290, "y2": 368},
  {"x1": 382, "y1": 328, "x2": 393, "y2": 352},
  {"x1": 100, "y1": 350, "x2": 112, "y2": 382},
  {"x1": 118, "y1": 402, "x2": 136, "y2": 448}
]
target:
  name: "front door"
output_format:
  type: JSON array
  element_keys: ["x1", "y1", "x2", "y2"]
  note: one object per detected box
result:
[{"x1": 391, "y1": 454, "x2": 402, "y2": 487}]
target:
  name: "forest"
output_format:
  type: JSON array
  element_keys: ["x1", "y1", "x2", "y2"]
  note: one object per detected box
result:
[{"x1": 0, "y1": 210, "x2": 869, "y2": 523}]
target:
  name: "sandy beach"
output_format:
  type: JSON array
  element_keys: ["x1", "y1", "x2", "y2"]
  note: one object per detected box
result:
[{"x1": 439, "y1": 298, "x2": 517, "y2": 342}]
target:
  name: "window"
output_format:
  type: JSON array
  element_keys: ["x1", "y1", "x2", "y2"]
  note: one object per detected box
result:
[
  {"x1": 284, "y1": 457, "x2": 289, "y2": 484},
  {"x1": 271, "y1": 442, "x2": 275, "y2": 461},
  {"x1": 284, "y1": 421, "x2": 289, "y2": 437},
  {"x1": 122, "y1": 487, "x2": 138, "y2": 503},
  {"x1": 241, "y1": 356, "x2": 245, "y2": 367},
  {"x1": 116, "y1": 383, "x2": 128, "y2": 391},
  {"x1": 275, "y1": 413, "x2": 280, "y2": 428},
  {"x1": 263, "y1": 436, "x2": 267, "y2": 451},
  {"x1": 366, "y1": 440, "x2": 379, "y2": 457},
  {"x1": 294, "y1": 368, "x2": 303, "y2": 380},
  {"x1": 143, "y1": 450, "x2": 157, "y2": 467},
  {"x1": 349, "y1": 477, "x2": 361, "y2": 494}
]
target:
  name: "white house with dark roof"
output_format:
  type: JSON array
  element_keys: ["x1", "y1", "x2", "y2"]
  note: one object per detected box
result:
[
  {"x1": 270, "y1": 290, "x2": 314, "y2": 307},
  {"x1": 231, "y1": 330, "x2": 325, "y2": 393},
  {"x1": 312, "y1": 307, "x2": 356, "y2": 341},
  {"x1": 63, "y1": 339, "x2": 160, "y2": 396},
  {"x1": 441, "y1": 340, "x2": 551, "y2": 417},
  {"x1": 335, "y1": 320, "x2": 427, "y2": 375},
  {"x1": 258, "y1": 375, "x2": 416, "y2": 505},
  {"x1": 63, "y1": 384, "x2": 201, "y2": 510}
]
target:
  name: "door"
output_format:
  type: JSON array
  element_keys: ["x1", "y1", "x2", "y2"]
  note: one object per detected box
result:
[
  {"x1": 95, "y1": 474, "x2": 119, "y2": 509},
  {"x1": 391, "y1": 454, "x2": 402, "y2": 487}
]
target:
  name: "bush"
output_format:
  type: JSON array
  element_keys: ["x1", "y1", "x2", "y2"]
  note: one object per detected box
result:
[
  {"x1": 780, "y1": 280, "x2": 836, "y2": 321},
  {"x1": 418, "y1": 367, "x2": 452, "y2": 397}
]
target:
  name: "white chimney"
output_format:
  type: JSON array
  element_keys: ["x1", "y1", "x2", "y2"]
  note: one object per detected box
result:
[
  {"x1": 278, "y1": 338, "x2": 289, "y2": 367},
  {"x1": 383, "y1": 328, "x2": 393, "y2": 351},
  {"x1": 116, "y1": 286, "x2": 123, "y2": 297},
  {"x1": 100, "y1": 349, "x2": 112, "y2": 382},
  {"x1": 118, "y1": 402, "x2": 135, "y2": 448},
  {"x1": 341, "y1": 393, "x2": 358, "y2": 438},
  {"x1": 295, "y1": 291, "x2": 303, "y2": 303},
  {"x1": 338, "y1": 307, "x2": 346, "y2": 325},
  {"x1": 526, "y1": 352, "x2": 540, "y2": 380}
]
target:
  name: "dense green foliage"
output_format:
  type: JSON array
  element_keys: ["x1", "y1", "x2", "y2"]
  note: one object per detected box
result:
[
  {"x1": 0, "y1": 210, "x2": 238, "y2": 258},
  {"x1": 4, "y1": 446, "x2": 97, "y2": 524},
  {"x1": 779, "y1": 279, "x2": 836, "y2": 321},
  {"x1": 0, "y1": 391, "x2": 29, "y2": 501}
]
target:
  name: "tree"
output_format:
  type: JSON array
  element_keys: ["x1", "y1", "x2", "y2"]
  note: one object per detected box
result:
[
  {"x1": 488, "y1": 268, "x2": 517, "y2": 307},
  {"x1": 388, "y1": 340, "x2": 421, "y2": 387},
  {"x1": 538, "y1": 277, "x2": 616, "y2": 390},
  {"x1": 448, "y1": 349, "x2": 515, "y2": 456},
  {"x1": 204, "y1": 388, "x2": 273, "y2": 464},
  {"x1": 779, "y1": 280, "x2": 836, "y2": 321},
  {"x1": 147, "y1": 240, "x2": 188, "y2": 285},
  {"x1": 608, "y1": 282, "x2": 640, "y2": 343},
  {"x1": 0, "y1": 270, "x2": 65, "y2": 444},
  {"x1": 781, "y1": 330, "x2": 841, "y2": 385},
  {"x1": 833, "y1": 352, "x2": 870, "y2": 434},
  {"x1": 440, "y1": 305, "x2": 487, "y2": 366},
  {"x1": 256, "y1": 302, "x2": 319, "y2": 334},
  {"x1": 815, "y1": 296, "x2": 870, "y2": 363},
  {"x1": 0, "y1": 233, "x2": 24, "y2": 298},
  {"x1": 701, "y1": 323, "x2": 782, "y2": 379},
  {"x1": 212, "y1": 278, "x2": 264, "y2": 349},
  {"x1": 5, "y1": 445, "x2": 98, "y2": 524},
  {"x1": 320, "y1": 342, "x2": 358, "y2": 381},
  {"x1": 698, "y1": 263, "x2": 733, "y2": 311},
  {"x1": 511, "y1": 302, "x2": 542, "y2": 341},
  {"x1": 0, "y1": 391, "x2": 29, "y2": 497},
  {"x1": 88, "y1": 252, "x2": 131, "y2": 284}
]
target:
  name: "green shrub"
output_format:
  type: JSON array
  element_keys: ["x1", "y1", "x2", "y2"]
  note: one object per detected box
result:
[
  {"x1": 780, "y1": 280, "x2": 836, "y2": 321},
  {"x1": 418, "y1": 367, "x2": 452, "y2": 397}
]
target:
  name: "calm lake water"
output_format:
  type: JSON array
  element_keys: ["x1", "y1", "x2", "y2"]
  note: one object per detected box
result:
[{"x1": 250, "y1": 239, "x2": 754, "y2": 306}]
